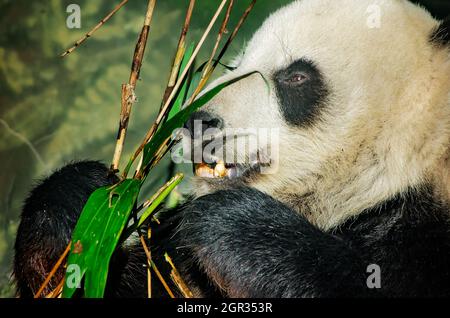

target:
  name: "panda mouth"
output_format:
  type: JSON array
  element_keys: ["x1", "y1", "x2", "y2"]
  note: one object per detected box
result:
[
  {"x1": 194, "y1": 161, "x2": 242, "y2": 179},
  {"x1": 194, "y1": 158, "x2": 263, "y2": 180}
]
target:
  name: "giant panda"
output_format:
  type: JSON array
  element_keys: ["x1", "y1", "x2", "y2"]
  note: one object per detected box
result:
[{"x1": 14, "y1": 0, "x2": 450, "y2": 298}]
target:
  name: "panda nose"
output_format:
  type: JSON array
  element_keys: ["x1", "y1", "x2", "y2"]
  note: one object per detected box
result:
[{"x1": 184, "y1": 111, "x2": 224, "y2": 137}]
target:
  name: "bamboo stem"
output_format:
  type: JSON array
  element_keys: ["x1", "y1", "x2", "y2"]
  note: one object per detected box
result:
[
  {"x1": 34, "y1": 241, "x2": 72, "y2": 298},
  {"x1": 136, "y1": 0, "x2": 256, "y2": 180},
  {"x1": 133, "y1": 0, "x2": 196, "y2": 177},
  {"x1": 213, "y1": 0, "x2": 257, "y2": 69},
  {"x1": 160, "y1": 0, "x2": 196, "y2": 108},
  {"x1": 165, "y1": 253, "x2": 193, "y2": 298},
  {"x1": 189, "y1": 0, "x2": 234, "y2": 102},
  {"x1": 45, "y1": 277, "x2": 65, "y2": 298},
  {"x1": 209, "y1": 0, "x2": 234, "y2": 71},
  {"x1": 126, "y1": 0, "x2": 228, "y2": 178},
  {"x1": 189, "y1": 0, "x2": 256, "y2": 103},
  {"x1": 111, "y1": 0, "x2": 157, "y2": 172},
  {"x1": 60, "y1": 0, "x2": 129, "y2": 58},
  {"x1": 139, "y1": 235, "x2": 175, "y2": 298},
  {"x1": 146, "y1": 228, "x2": 152, "y2": 298},
  {"x1": 154, "y1": 0, "x2": 228, "y2": 133},
  {"x1": 136, "y1": 0, "x2": 255, "y2": 176}
]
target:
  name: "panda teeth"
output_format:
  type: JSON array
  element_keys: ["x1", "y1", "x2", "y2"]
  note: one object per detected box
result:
[
  {"x1": 195, "y1": 160, "x2": 228, "y2": 179},
  {"x1": 195, "y1": 164, "x2": 216, "y2": 178},
  {"x1": 214, "y1": 160, "x2": 227, "y2": 177}
]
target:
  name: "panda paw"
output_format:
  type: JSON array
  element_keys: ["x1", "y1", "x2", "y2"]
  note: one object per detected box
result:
[
  {"x1": 177, "y1": 186, "x2": 370, "y2": 297},
  {"x1": 179, "y1": 186, "x2": 280, "y2": 250},
  {"x1": 177, "y1": 186, "x2": 308, "y2": 296}
]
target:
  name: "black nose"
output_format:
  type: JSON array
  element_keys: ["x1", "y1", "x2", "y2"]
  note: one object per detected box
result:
[{"x1": 184, "y1": 111, "x2": 224, "y2": 137}]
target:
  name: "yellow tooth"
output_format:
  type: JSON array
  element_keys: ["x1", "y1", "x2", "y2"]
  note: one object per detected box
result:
[
  {"x1": 214, "y1": 160, "x2": 227, "y2": 177},
  {"x1": 195, "y1": 164, "x2": 215, "y2": 178}
]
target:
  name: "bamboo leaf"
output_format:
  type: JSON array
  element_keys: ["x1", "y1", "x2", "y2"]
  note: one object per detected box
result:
[
  {"x1": 62, "y1": 179, "x2": 140, "y2": 298},
  {"x1": 121, "y1": 173, "x2": 184, "y2": 240},
  {"x1": 185, "y1": 64, "x2": 205, "y2": 104},
  {"x1": 167, "y1": 43, "x2": 195, "y2": 121},
  {"x1": 142, "y1": 71, "x2": 257, "y2": 172},
  {"x1": 138, "y1": 173, "x2": 183, "y2": 227}
]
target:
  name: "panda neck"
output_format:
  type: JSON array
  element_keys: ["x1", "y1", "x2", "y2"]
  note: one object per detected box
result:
[
  {"x1": 430, "y1": 151, "x2": 450, "y2": 204},
  {"x1": 276, "y1": 181, "x2": 449, "y2": 231},
  {"x1": 336, "y1": 184, "x2": 450, "y2": 231}
]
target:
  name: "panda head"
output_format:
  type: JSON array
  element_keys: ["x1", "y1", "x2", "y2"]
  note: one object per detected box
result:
[{"x1": 186, "y1": 0, "x2": 450, "y2": 229}]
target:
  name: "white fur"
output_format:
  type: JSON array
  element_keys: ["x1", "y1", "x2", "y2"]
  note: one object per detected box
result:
[{"x1": 194, "y1": 0, "x2": 450, "y2": 230}]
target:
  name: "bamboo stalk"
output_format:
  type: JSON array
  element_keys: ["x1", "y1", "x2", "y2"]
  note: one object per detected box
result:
[
  {"x1": 133, "y1": 0, "x2": 196, "y2": 177},
  {"x1": 146, "y1": 228, "x2": 152, "y2": 298},
  {"x1": 208, "y1": 0, "x2": 234, "y2": 72},
  {"x1": 160, "y1": 0, "x2": 196, "y2": 108},
  {"x1": 34, "y1": 241, "x2": 72, "y2": 298},
  {"x1": 139, "y1": 235, "x2": 175, "y2": 298},
  {"x1": 45, "y1": 277, "x2": 65, "y2": 298},
  {"x1": 153, "y1": 0, "x2": 228, "y2": 128},
  {"x1": 213, "y1": 0, "x2": 257, "y2": 69},
  {"x1": 120, "y1": 173, "x2": 183, "y2": 241},
  {"x1": 135, "y1": 135, "x2": 172, "y2": 182},
  {"x1": 111, "y1": 0, "x2": 157, "y2": 172},
  {"x1": 152, "y1": 215, "x2": 161, "y2": 224},
  {"x1": 189, "y1": 0, "x2": 234, "y2": 102},
  {"x1": 135, "y1": 0, "x2": 257, "y2": 181},
  {"x1": 165, "y1": 253, "x2": 193, "y2": 298},
  {"x1": 137, "y1": 0, "x2": 254, "y2": 179},
  {"x1": 126, "y1": 0, "x2": 228, "y2": 178},
  {"x1": 60, "y1": 0, "x2": 129, "y2": 58},
  {"x1": 142, "y1": 173, "x2": 183, "y2": 210},
  {"x1": 188, "y1": 0, "x2": 256, "y2": 104}
]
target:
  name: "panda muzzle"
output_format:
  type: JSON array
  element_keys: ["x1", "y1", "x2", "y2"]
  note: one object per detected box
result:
[{"x1": 194, "y1": 153, "x2": 264, "y2": 180}]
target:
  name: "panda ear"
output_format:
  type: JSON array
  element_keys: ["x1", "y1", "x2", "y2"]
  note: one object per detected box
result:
[{"x1": 430, "y1": 17, "x2": 450, "y2": 47}]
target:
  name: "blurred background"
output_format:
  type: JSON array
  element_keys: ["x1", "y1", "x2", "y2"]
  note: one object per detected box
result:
[{"x1": 0, "y1": 0, "x2": 449, "y2": 297}]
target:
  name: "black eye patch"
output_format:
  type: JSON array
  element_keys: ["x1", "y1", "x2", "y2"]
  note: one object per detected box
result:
[
  {"x1": 274, "y1": 59, "x2": 329, "y2": 127},
  {"x1": 430, "y1": 17, "x2": 450, "y2": 47}
]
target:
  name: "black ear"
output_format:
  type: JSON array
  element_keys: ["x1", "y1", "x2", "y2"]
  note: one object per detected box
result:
[{"x1": 430, "y1": 17, "x2": 450, "y2": 47}]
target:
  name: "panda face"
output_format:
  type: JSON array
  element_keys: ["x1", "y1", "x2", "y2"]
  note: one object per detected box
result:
[{"x1": 191, "y1": 0, "x2": 450, "y2": 229}]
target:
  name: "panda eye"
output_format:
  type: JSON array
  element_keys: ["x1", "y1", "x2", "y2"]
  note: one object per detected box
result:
[
  {"x1": 281, "y1": 72, "x2": 309, "y2": 86},
  {"x1": 274, "y1": 58, "x2": 329, "y2": 127}
]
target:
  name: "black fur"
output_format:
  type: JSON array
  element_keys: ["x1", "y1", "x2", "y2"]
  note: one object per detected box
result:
[
  {"x1": 14, "y1": 162, "x2": 450, "y2": 297},
  {"x1": 338, "y1": 187, "x2": 450, "y2": 297},
  {"x1": 13, "y1": 161, "x2": 118, "y2": 297},
  {"x1": 103, "y1": 208, "x2": 221, "y2": 298},
  {"x1": 177, "y1": 187, "x2": 370, "y2": 297},
  {"x1": 430, "y1": 16, "x2": 450, "y2": 46},
  {"x1": 273, "y1": 59, "x2": 329, "y2": 127},
  {"x1": 172, "y1": 186, "x2": 450, "y2": 297},
  {"x1": 184, "y1": 110, "x2": 224, "y2": 139}
]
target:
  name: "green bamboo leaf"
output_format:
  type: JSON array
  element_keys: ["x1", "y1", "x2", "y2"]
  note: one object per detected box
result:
[
  {"x1": 215, "y1": 60, "x2": 238, "y2": 71},
  {"x1": 120, "y1": 173, "x2": 184, "y2": 240},
  {"x1": 142, "y1": 71, "x2": 258, "y2": 172},
  {"x1": 185, "y1": 63, "x2": 205, "y2": 103},
  {"x1": 137, "y1": 173, "x2": 183, "y2": 227},
  {"x1": 167, "y1": 43, "x2": 195, "y2": 121},
  {"x1": 166, "y1": 187, "x2": 183, "y2": 209},
  {"x1": 168, "y1": 60, "x2": 206, "y2": 122},
  {"x1": 62, "y1": 179, "x2": 140, "y2": 298}
]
